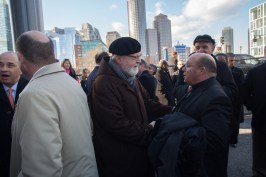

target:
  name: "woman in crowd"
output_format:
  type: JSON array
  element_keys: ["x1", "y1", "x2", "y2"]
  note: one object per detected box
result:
[{"x1": 61, "y1": 59, "x2": 78, "y2": 80}]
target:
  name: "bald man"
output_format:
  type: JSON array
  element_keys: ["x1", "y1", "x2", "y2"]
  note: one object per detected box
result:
[
  {"x1": 0, "y1": 51, "x2": 28, "y2": 177},
  {"x1": 10, "y1": 31, "x2": 98, "y2": 177},
  {"x1": 175, "y1": 53, "x2": 232, "y2": 177}
]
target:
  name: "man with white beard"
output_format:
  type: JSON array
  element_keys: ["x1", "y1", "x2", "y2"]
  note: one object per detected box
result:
[{"x1": 89, "y1": 37, "x2": 172, "y2": 177}]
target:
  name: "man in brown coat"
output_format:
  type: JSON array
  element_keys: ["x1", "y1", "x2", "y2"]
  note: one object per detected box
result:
[{"x1": 90, "y1": 37, "x2": 172, "y2": 177}]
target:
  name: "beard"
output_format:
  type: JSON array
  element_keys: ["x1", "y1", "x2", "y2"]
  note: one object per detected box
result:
[{"x1": 121, "y1": 63, "x2": 139, "y2": 77}]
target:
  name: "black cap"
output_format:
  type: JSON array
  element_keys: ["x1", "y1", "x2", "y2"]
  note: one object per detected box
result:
[
  {"x1": 193, "y1": 34, "x2": 215, "y2": 45},
  {"x1": 109, "y1": 37, "x2": 141, "y2": 55}
]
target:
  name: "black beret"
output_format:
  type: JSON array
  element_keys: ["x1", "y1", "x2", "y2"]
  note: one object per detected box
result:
[
  {"x1": 109, "y1": 37, "x2": 141, "y2": 55},
  {"x1": 193, "y1": 34, "x2": 215, "y2": 45}
]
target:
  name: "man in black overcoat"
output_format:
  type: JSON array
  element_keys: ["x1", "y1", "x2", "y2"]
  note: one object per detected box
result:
[
  {"x1": 242, "y1": 46, "x2": 266, "y2": 177},
  {"x1": 0, "y1": 52, "x2": 28, "y2": 177},
  {"x1": 176, "y1": 53, "x2": 231, "y2": 177}
]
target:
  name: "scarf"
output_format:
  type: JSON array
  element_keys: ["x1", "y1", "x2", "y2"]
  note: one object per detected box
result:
[{"x1": 109, "y1": 59, "x2": 137, "y2": 89}]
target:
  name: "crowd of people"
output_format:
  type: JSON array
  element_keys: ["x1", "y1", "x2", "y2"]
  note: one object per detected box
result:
[{"x1": 0, "y1": 30, "x2": 265, "y2": 177}]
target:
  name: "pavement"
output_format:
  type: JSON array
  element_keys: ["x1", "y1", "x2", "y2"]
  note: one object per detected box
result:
[{"x1": 228, "y1": 114, "x2": 252, "y2": 177}]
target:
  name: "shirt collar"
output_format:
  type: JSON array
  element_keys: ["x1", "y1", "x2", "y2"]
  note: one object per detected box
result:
[{"x1": 3, "y1": 82, "x2": 18, "y2": 92}]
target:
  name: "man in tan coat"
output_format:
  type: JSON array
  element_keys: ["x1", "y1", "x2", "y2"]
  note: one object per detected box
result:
[{"x1": 10, "y1": 31, "x2": 98, "y2": 177}]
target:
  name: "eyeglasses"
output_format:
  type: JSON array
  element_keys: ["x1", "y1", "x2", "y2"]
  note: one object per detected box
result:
[{"x1": 127, "y1": 55, "x2": 142, "y2": 61}]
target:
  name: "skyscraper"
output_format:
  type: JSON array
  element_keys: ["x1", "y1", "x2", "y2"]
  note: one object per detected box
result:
[
  {"x1": 153, "y1": 13, "x2": 172, "y2": 60},
  {"x1": 106, "y1": 31, "x2": 121, "y2": 48},
  {"x1": 81, "y1": 23, "x2": 102, "y2": 41},
  {"x1": 222, "y1": 26, "x2": 234, "y2": 53},
  {"x1": 249, "y1": 2, "x2": 265, "y2": 57},
  {"x1": 45, "y1": 27, "x2": 81, "y2": 67},
  {"x1": 146, "y1": 28, "x2": 159, "y2": 63},
  {"x1": 0, "y1": 0, "x2": 13, "y2": 53},
  {"x1": 127, "y1": 0, "x2": 147, "y2": 56}
]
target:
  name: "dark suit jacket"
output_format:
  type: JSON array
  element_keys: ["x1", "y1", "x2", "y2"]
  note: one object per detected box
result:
[
  {"x1": 243, "y1": 63, "x2": 266, "y2": 134},
  {"x1": 137, "y1": 70, "x2": 157, "y2": 101},
  {"x1": 86, "y1": 65, "x2": 99, "y2": 95},
  {"x1": 0, "y1": 77, "x2": 28, "y2": 177},
  {"x1": 176, "y1": 77, "x2": 231, "y2": 177}
]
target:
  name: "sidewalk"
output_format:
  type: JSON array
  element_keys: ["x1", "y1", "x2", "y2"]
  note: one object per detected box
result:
[{"x1": 228, "y1": 114, "x2": 252, "y2": 177}]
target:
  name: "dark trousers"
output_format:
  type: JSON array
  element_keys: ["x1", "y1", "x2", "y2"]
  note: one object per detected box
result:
[{"x1": 252, "y1": 129, "x2": 266, "y2": 177}]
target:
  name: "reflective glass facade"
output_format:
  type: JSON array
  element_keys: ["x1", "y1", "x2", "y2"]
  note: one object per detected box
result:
[{"x1": 0, "y1": 0, "x2": 13, "y2": 53}]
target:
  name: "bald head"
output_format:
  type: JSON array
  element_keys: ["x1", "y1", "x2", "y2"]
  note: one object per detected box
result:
[
  {"x1": 16, "y1": 30, "x2": 55, "y2": 65},
  {"x1": 183, "y1": 53, "x2": 216, "y2": 85},
  {"x1": 24, "y1": 30, "x2": 50, "y2": 43}
]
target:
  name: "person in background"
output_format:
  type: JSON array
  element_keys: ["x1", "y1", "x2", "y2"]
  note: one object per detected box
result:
[
  {"x1": 242, "y1": 46, "x2": 266, "y2": 177},
  {"x1": 86, "y1": 51, "x2": 109, "y2": 95},
  {"x1": 155, "y1": 59, "x2": 175, "y2": 106},
  {"x1": 215, "y1": 53, "x2": 228, "y2": 63},
  {"x1": 10, "y1": 30, "x2": 98, "y2": 177},
  {"x1": 168, "y1": 51, "x2": 178, "y2": 75},
  {"x1": 148, "y1": 64, "x2": 157, "y2": 76},
  {"x1": 226, "y1": 53, "x2": 245, "y2": 148},
  {"x1": 0, "y1": 51, "x2": 28, "y2": 177},
  {"x1": 90, "y1": 37, "x2": 172, "y2": 177},
  {"x1": 137, "y1": 59, "x2": 158, "y2": 101},
  {"x1": 61, "y1": 58, "x2": 78, "y2": 80},
  {"x1": 80, "y1": 68, "x2": 90, "y2": 93},
  {"x1": 215, "y1": 52, "x2": 245, "y2": 148}
]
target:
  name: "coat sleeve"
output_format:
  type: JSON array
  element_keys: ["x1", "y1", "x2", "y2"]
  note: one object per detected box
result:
[
  {"x1": 201, "y1": 96, "x2": 231, "y2": 153},
  {"x1": 11, "y1": 90, "x2": 63, "y2": 177}
]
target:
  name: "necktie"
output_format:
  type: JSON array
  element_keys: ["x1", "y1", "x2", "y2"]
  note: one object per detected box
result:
[{"x1": 8, "y1": 88, "x2": 15, "y2": 109}]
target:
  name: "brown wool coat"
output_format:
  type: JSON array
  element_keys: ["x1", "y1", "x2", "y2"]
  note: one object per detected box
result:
[{"x1": 90, "y1": 58, "x2": 172, "y2": 177}]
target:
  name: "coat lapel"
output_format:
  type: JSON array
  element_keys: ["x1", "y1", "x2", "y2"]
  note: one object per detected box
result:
[{"x1": 0, "y1": 83, "x2": 12, "y2": 107}]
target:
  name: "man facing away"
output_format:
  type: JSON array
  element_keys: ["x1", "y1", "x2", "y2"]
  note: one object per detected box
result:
[
  {"x1": 137, "y1": 59, "x2": 158, "y2": 102},
  {"x1": 0, "y1": 52, "x2": 28, "y2": 177},
  {"x1": 10, "y1": 30, "x2": 98, "y2": 177},
  {"x1": 176, "y1": 53, "x2": 231, "y2": 177},
  {"x1": 86, "y1": 51, "x2": 109, "y2": 95},
  {"x1": 90, "y1": 37, "x2": 172, "y2": 177}
]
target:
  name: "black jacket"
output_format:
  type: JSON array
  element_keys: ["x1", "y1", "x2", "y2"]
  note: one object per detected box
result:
[
  {"x1": 175, "y1": 77, "x2": 231, "y2": 177},
  {"x1": 137, "y1": 70, "x2": 157, "y2": 101},
  {"x1": 148, "y1": 112, "x2": 206, "y2": 177},
  {"x1": 0, "y1": 77, "x2": 28, "y2": 177},
  {"x1": 243, "y1": 63, "x2": 266, "y2": 134}
]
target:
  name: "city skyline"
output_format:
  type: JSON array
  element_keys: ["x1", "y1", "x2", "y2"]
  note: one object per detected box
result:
[{"x1": 42, "y1": 0, "x2": 264, "y2": 54}]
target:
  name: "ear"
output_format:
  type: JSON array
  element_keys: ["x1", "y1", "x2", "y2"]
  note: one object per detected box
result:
[
  {"x1": 17, "y1": 52, "x2": 25, "y2": 64},
  {"x1": 115, "y1": 55, "x2": 123, "y2": 65}
]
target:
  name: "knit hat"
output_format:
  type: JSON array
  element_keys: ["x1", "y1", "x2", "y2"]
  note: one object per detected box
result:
[
  {"x1": 109, "y1": 37, "x2": 141, "y2": 55},
  {"x1": 193, "y1": 34, "x2": 215, "y2": 45}
]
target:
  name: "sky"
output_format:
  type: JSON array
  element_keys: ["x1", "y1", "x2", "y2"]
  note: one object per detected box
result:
[{"x1": 42, "y1": 0, "x2": 265, "y2": 54}]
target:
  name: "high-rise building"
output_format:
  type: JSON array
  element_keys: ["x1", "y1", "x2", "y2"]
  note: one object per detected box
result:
[
  {"x1": 146, "y1": 28, "x2": 159, "y2": 63},
  {"x1": 0, "y1": 0, "x2": 13, "y2": 53},
  {"x1": 81, "y1": 23, "x2": 102, "y2": 41},
  {"x1": 45, "y1": 27, "x2": 81, "y2": 67},
  {"x1": 153, "y1": 13, "x2": 172, "y2": 60},
  {"x1": 127, "y1": 0, "x2": 147, "y2": 56},
  {"x1": 106, "y1": 31, "x2": 121, "y2": 49},
  {"x1": 222, "y1": 27, "x2": 234, "y2": 53},
  {"x1": 249, "y1": 2, "x2": 266, "y2": 57},
  {"x1": 9, "y1": 0, "x2": 44, "y2": 39}
]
